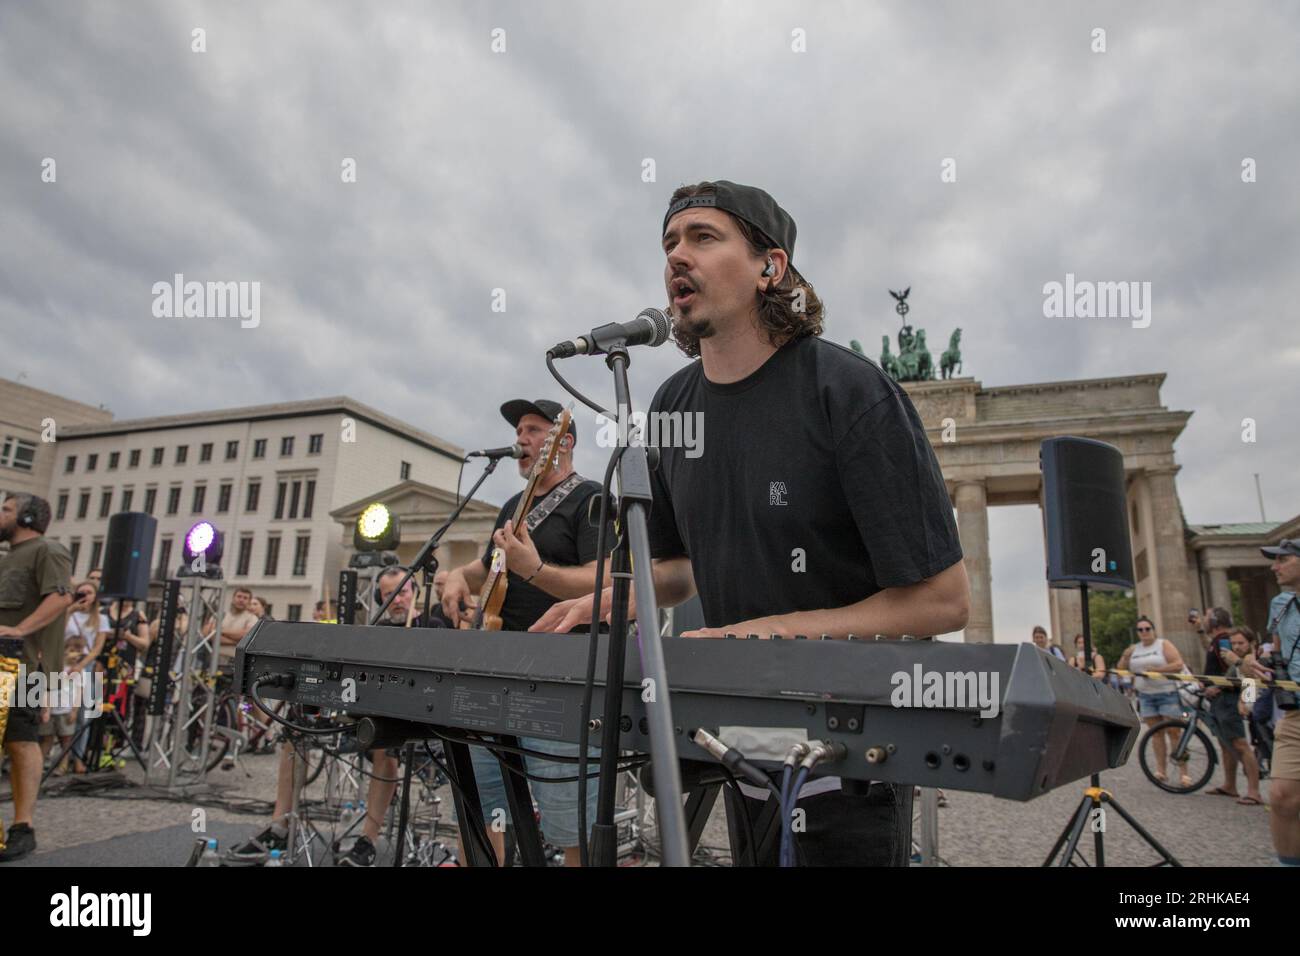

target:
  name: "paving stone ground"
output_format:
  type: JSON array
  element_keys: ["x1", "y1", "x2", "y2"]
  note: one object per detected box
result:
[{"x1": 2, "y1": 743, "x2": 1281, "y2": 866}]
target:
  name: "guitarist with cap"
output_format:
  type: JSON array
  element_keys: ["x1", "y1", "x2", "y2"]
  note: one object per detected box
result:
[{"x1": 440, "y1": 398, "x2": 613, "y2": 866}]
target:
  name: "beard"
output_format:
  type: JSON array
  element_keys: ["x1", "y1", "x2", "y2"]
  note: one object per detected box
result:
[{"x1": 673, "y1": 308, "x2": 715, "y2": 341}]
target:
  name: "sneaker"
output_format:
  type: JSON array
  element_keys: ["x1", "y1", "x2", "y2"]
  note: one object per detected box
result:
[
  {"x1": 0, "y1": 824, "x2": 36, "y2": 862},
  {"x1": 227, "y1": 826, "x2": 287, "y2": 864},
  {"x1": 337, "y1": 835, "x2": 377, "y2": 867}
]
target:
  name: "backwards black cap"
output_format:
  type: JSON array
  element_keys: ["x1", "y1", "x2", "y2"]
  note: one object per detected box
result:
[{"x1": 662, "y1": 180, "x2": 796, "y2": 266}]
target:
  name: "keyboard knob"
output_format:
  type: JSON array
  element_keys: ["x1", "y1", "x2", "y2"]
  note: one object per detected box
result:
[
  {"x1": 846, "y1": 634, "x2": 858, "y2": 641},
  {"x1": 819, "y1": 634, "x2": 831, "y2": 641},
  {"x1": 746, "y1": 633, "x2": 760, "y2": 640},
  {"x1": 769, "y1": 633, "x2": 782, "y2": 641},
  {"x1": 724, "y1": 632, "x2": 738, "y2": 640}
]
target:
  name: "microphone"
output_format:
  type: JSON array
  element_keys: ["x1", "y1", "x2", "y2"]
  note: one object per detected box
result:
[
  {"x1": 548, "y1": 308, "x2": 671, "y2": 359},
  {"x1": 466, "y1": 444, "x2": 525, "y2": 460}
]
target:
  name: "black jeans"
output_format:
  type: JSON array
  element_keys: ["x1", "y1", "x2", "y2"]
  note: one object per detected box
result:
[{"x1": 724, "y1": 781, "x2": 913, "y2": 866}]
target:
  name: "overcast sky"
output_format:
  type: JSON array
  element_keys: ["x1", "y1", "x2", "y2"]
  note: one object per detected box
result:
[{"x1": 3, "y1": 1, "x2": 1296, "y2": 642}]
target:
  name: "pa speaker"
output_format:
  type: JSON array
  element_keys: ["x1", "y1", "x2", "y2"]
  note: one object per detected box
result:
[
  {"x1": 100, "y1": 512, "x2": 157, "y2": 600},
  {"x1": 1040, "y1": 437, "x2": 1134, "y2": 590}
]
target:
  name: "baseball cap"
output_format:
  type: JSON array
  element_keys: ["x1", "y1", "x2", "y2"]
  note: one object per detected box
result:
[
  {"x1": 1261, "y1": 538, "x2": 1300, "y2": 559},
  {"x1": 662, "y1": 180, "x2": 797, "y2": 266},
  {"x1": 499, "y1": 399, "x2": 575, "y2": 442}
]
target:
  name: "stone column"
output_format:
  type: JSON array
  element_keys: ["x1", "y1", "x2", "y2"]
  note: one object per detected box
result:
[
  {"x1": 1050, "y1": 587, "x2": 1083, "y2": 651},
  {"x1": 1206, "y1": 566, "x2": 1231, "y2": 613},
  {"x1": 1145, "y1": 467, "x2": 1201, "y2": 663},
  {"x1": 954, "y1": 481, "x2": 993, "y2": 643}
]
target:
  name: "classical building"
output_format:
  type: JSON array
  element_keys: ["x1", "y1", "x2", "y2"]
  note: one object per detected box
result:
[
  {"x1": 45, "y1": 396, "x2": 474, "y2": 621},
  {"x1": 903, "y1": 372, "x2": 1210, "y2": 660},
  {"x1": 1188, "y1": 514, "x2": 1299, "y2": 636},
  {"x1": 0, "y1": 378, "x2": 113, "y2": 502}
]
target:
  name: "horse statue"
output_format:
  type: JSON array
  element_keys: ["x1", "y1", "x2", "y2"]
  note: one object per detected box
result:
[
  {"x1": 914, "y1": 329, "x2": 934, "y2": 380},
  {"x1": 940, "y1": 327, "x2": 963, "y2": 380},
  {"x1": 879, "y1": 335, "x2": 901, "y2": 380}
]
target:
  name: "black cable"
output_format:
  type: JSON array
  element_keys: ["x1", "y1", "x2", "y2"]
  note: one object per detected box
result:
[
  {"x1": 422, "y1": 742, "x2": 498, "y2": 867},
  {"x1": 578, "y1": 442, "x2": 627, "y2": 865},
  {"x1": 546, "y1": 353, "x2": 613, "y2": 419},
  {"x1": 718, "y1": 767, "x2": 758, "y2": 868},
  {"x1": 250, "y1": 680, "x2": 359, "y2": 737},
  {"x1": 393, "y1": 742, "x2": 415, "y2": 867}
]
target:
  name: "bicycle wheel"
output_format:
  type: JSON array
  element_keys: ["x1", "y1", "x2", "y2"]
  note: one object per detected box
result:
[
  {"x1": 185, "y1": 693, "x2": 236, "y2": 772},
  {"x1": 1139, "y1": 719, "x2": 1216, "y2": 794}
]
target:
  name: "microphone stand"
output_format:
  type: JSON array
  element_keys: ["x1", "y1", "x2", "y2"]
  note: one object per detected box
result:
[
  {"x1": 590, "y1": 342, "x2": 690, "y2": 867},
  {"x1": 369, "y1": 457, "x2": 502, "y2": 626}
]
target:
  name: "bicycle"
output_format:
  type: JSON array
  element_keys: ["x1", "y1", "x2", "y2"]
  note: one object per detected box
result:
[{"x1": 1137, "y1": 683, "x2": 1218, "y2": 794}]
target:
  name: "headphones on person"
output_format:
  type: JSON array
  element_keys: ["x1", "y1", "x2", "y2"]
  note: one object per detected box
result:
[
  {"x1": 16, "y1": 496, "x2": 43, "y2": 529},
  {"x1": 761, "y1": 258, "x2": 776, "y2": 278},
  {"x1": 373, "y1": 567, "x2": 414, "y2": 606}
]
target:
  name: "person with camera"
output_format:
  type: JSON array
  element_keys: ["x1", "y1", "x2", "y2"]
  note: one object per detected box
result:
[
  {"x1": 1197, "y1": 606, "x2": 1263, "y2": 804},
  {"x1": 1243, "y1": 539, "x2": 1300, "y2": 864}
]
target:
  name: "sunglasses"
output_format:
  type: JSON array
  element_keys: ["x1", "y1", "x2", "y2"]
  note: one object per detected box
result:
[{"x1": 1136, "y1": 626, "x2": 1153, "y2": 632}]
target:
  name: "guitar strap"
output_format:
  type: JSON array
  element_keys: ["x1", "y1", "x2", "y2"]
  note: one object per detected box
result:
[{"x1": 525, "y1": 474, "x2": 585, "y2": 534}]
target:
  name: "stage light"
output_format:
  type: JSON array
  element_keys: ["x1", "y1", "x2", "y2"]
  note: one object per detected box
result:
[
  {"x1": 355, "y1": 502, "x2": 400, "y2": 552},
  {"x1": 179, "y1": 520, "x2": 224, "y2": 577}
]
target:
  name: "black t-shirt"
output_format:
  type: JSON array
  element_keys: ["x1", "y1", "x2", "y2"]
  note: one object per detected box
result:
[
  {"x1": 645, "y1": 335, "x2": 963, "y2": 630},
  {"x1": 479, "y1": 478, "x2": 610, "y2": 632}
]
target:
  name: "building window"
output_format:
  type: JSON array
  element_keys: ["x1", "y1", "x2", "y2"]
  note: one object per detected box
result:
[
  {"x1": 199, "y1": 442, "x2": 213, "y2": 463},
  {"x1": 89, "y1": 538, "x2": 104, "y2": 572},
  {"x1": 400, "y1": 460, "x2": 411, "y2": 481},
  {"x1": 280, "y1": 436, "x2": 294, "y2": 457},
  {"x1": 66, "y1": 455, "x2": 77, "y2": 473},
  {"x1": 108, "y1": 451, "x2": 119, "y2": 470},
  {"x1": 236, "y1": 535, "x2": 254, "y2": 576},
  {"x1": 264, "y1": 536, "x2": 281, "y2": 576},
  {"x1": 77, "y1": 492, "x2": 90, "y2": 520},
  {"x1": 68, "y1": 539, "x2": 81, "y2": 576},
  {"x1": 129, "y1": 449, "x2": 141, "y2": 468},
  {"x1": 289, "y1": 480, "x2": 302, "y2": 519},
  {"x1": 175, "y1": 445, "x2": 188, "y2": 465},
  {"x1": 253, "y1": 439, "x2": 267, "y2": 459},
  {"x1": 143, "y1": 488, "x2": 157, "y2": 515},
  {"x1": 308, "y1": 434, "x2": 323, "y2": 455},
  {"x1": 292, "y1": 535, "x2": 310, "y2": 576},
  {"x1": 98, "y1": 489, "x2": 112, "y2": 519},
  {"x1": 303, "y1": 480, "x2": 316, "y2": 519},
  {"x1": 192, "y1": 484, "x2": 206, "y2": 514},
  {"x1": 0, "y1": 437, "x2": 37, "y2": 472},
  {"x1": 152, "y1": 447, "x2": 164, "y2": 466},
  {"x1": 156, "y1": 538, "x2": 173, "y2": 579},
  {"x1": 121, "y1": 488, "x2": 134, "y2": 512},
  {"x1": 166, "y1": 486, "x2": 182, "y2": 515},
  {"x1": 56, "y1": 493, "x2": 68, "y2": 520},
  {"x1": 287, "y1": 604, "x2": 302, "y2": 622},
  {"x1": 274, "y1": 481, "x2": 287, "y2": 520},
  {"x1": 217, "y1": 483, "x2": 232, "y2": 513},
  {"x1": 225, "y1": 440, "x2": 239, "y2": 461},
  {"x1": 87, "y1": 454, "x2": 98, "y2": 472},
  {"x1": 246, "y1": 481, "x2": 261, "y2": 512}
]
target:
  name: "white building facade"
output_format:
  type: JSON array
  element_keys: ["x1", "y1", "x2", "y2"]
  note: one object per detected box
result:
[{"x1": 47, "y1": 397, "x2": 467, "y2": 621}]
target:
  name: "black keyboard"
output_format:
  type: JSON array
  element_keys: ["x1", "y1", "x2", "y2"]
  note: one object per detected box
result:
[{"x1": 236, "y1": 621, "x2": 1138, "y2": 800}]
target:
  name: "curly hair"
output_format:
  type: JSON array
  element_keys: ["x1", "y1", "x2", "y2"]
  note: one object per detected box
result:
[{"x1": 664, "y1": 182, "x2": 825, "y2": 358}]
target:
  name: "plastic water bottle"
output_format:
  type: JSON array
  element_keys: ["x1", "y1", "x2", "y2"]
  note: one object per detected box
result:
[
  {"x1": 266, "y1": 849, "x2": 284, "y2": 867},
  {"x1": 198, "y1": 838, "x2": 221, "y2": 867}
]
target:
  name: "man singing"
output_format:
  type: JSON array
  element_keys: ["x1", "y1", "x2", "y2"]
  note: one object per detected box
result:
[{"x1": 534, "y1": 180, "x2": 971, "y2": 866}]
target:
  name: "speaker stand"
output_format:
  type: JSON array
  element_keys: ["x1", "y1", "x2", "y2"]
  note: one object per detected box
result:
[{"x1": 1042, "y1": 582, "x2": 1181, "y2": 867}]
